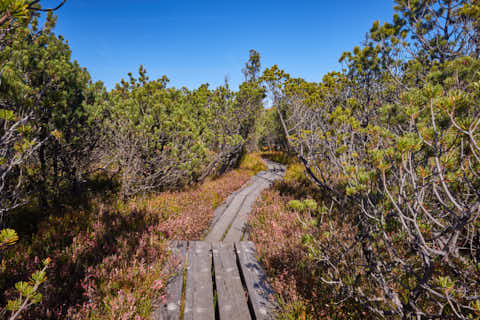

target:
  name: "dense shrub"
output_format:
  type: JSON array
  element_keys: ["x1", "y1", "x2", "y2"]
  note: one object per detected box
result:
[
  {"x1": 0, "y1": 1, "x2": 266, "y2": 318},
  {"x1": 1, "y1": 12, "x2": 102, "y2": 206},
  {"x1": 248, "y1": 166, "x2": 368, "y2": 319},
  {"x1": 259, "y1": 1, "x2": 480, "y2": 318},
  {"x1": 97, "y1": 53, "x2": 265, "y2": 198}
]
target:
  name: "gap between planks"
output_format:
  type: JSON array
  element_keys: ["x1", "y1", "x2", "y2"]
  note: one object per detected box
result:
[{"x1": 156, "y1": 241, "x2": 276, "y2": 320}]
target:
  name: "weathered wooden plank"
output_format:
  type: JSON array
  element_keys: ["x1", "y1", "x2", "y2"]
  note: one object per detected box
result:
[
  {"x1": 235, "y1": 241, "x2": 277, "y2": 320},
  {"x1": 207, "y1": 182, "x2": 246, "y2": 236},
  {"x1": 153, "y1": 241, "x2": 187, "y2": 320},
  {"x1": 264, "y1": 161, "x2": 286, "y2": 182},
  {"x1": 223, "y1": 181, "x2": 265, "y2": 243},
  {"x1": 205, "y1": 181, "x2": 260, "y2": 242},
  {"x1": 212, "y1": 243, "x2": 251, "y2": 320},
  {"x1": 224, "y1": 170, "x2": 283, "y2": 243},
  {"x1": 184, "y1": 241, "x2": 215, "y2": 320}
]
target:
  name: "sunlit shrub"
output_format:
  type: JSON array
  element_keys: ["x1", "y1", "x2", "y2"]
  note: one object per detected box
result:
[{"x1": 239, "y1": 152, "x2": 268, "y2": 174}]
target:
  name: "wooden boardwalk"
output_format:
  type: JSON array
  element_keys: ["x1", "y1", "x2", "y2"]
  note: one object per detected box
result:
[
  {"x1": 154, "y1": 241, "x2": 277, "y2": 320},
  {"x1": 206, "y1": 161, "x2": 285, "y2": 243},
  {"x1": 154, "y1": 161, "x2": 285, "y2": 320}
]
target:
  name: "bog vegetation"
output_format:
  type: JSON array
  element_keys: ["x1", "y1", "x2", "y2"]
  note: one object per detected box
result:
[
  {"x1": 0, "y1": 1, "x2": 266, "y2": 318},
  {"x1": 1, "y1": 0, "x2": 479, "y2": 319},
  {"x1": 253, "y1": 1, "x2": 480, "y2": 319}
]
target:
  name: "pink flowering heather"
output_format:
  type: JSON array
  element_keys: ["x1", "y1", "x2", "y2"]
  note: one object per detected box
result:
[
  {"x1": 1, "y1": 169, "x2": 252, "y2": 319},
  {"x1": 248, "y1": 167, "x2": 365, "y2": 319}
]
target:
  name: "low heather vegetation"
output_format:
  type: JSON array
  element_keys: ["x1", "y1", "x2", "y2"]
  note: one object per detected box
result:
[
  {"x1": 249, "y1": 161, "x2": 369, "y2": 319},
  {"x1": 2, "y1": 0, "x2": 480, "y2": 319},
  {"x1": 0, "y1": 2, "x2": 267, "y2": 318},
  {"x1": 251, "y1": 1, "x2": 480, "y2": 318},
  {"x1": 2, "y1": 168, "x2": 254, "y2": 319}
]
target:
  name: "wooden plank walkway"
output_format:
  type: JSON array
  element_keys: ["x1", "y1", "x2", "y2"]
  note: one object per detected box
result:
[
  {"x1": 206, "y1": 162, "x2": 285, "y2": 243},
  {"x1": 155, "y1": 161, "x2": 285, "y2": 320},
  {"x1": 212, "y1": 243, "x2": 250, "y2": 320},
  {"x1": 184, "y1": 242, "x2": 215, "y2": 320},
  {"x1": 236, "y1": 242, "x2": 276, "y2": 320},
  {"x1": 155, "y1": 241, "x2": 277, "y2": 320}
]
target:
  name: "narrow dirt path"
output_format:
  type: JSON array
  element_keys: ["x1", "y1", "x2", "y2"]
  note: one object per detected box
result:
[{"x1": 205, "y1": 160, "x2": 285, "y2": 243}]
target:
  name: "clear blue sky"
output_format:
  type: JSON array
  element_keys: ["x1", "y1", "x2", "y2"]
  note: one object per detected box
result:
[{"x1": 43, "y1": 0, "x2": 395, "y2": 90}]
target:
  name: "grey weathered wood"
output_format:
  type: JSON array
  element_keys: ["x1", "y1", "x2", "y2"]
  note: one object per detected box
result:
[
  {"x1": 184, "y1": 241, "x2": 215, "y2": 320},
  {"x1": 153, "y1": 241, "x2": 187, "y2": 320},
  {"x1": 212, "y1": 243, "x2": 251, "y2": 320},
  {"x1": 206, "y1": 161, "x2": 286, "y2": 243},
  {"x1": 207, "y1": 181, "x2": 247, "y2": 236},
  {"x1": 224, "y1": 169, "x2": 285, "y2": 243},
  {"x1": 205, "y1": 181, "x2": 259, "y2": 242},
  {"x1": 235, "y1": 241, "x2": 277, "y2": 320},
  {"x1": 223, "y1": 181, "x2": 265, "y2": 243}
]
